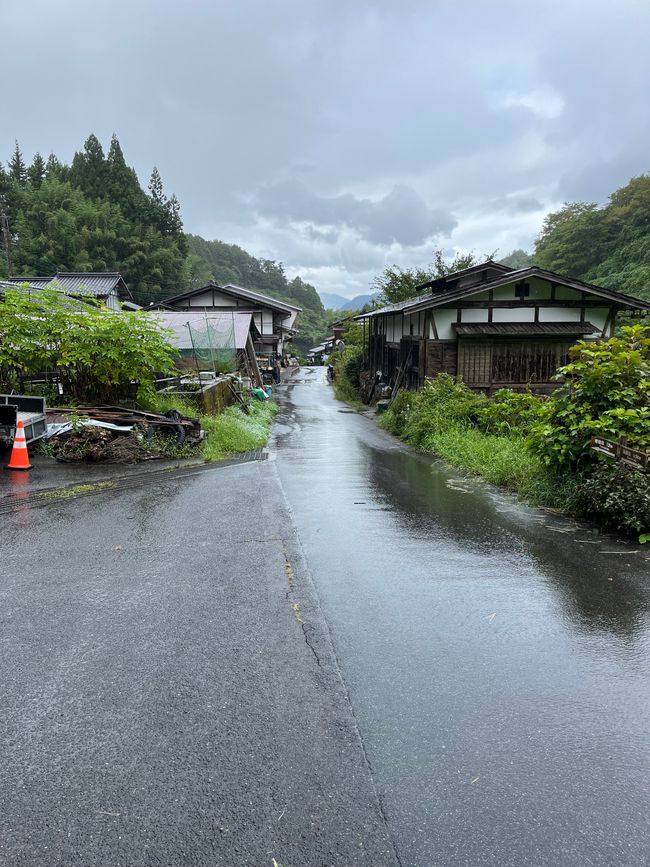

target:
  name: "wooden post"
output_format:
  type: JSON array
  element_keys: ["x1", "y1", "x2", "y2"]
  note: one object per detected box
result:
[{"x1": 246, "y1": 333, "x2": 264, "y2": 390}]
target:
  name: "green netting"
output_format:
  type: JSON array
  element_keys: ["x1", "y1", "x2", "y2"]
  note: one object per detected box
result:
[{"x1": 187, "y1": 316, "x2": 237, "y2": 372}]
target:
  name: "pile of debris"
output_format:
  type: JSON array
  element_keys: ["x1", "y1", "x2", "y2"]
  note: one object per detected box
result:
[{"x1": 43, "y1": 406, "x2": 203, "y2": 463}]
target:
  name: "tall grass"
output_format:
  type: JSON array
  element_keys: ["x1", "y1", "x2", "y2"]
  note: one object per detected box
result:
[
  {"x1": 141, "y1": 392, "x2": 278, "y2": 462},
  {"x1": 378, "y1": 376, "x2": 573, "y2": 508}
]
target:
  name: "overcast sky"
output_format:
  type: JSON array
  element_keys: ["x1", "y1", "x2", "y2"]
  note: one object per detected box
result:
[{"x1": 3, "y1": 0, "x2": 649, "y2": 298}]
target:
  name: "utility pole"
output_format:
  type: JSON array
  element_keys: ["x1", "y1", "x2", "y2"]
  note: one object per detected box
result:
[{"x1": 1, "y1": 210, "x2": 13, "y2": 276}]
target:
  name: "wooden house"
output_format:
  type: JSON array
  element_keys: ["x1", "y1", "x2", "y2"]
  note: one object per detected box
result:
[
  {"x1": 357, "y1": 261, "x2": 650, "y2": 393},
  {"x1": 159, "y1": 281, "x2": 301, "y2": 361},
  {"x1": 7, "y1": 272, "x2": 133, "y2": 310}
]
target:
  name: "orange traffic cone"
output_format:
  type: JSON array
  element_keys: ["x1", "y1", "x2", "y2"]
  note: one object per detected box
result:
[{"x1": 5, "y1": 420, "x2": 33, "y2": 471}]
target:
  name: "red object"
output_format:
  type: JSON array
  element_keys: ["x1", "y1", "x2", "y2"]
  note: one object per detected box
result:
[{"x1": 5, "y1": 420, "x2": 33, "y2": 471}]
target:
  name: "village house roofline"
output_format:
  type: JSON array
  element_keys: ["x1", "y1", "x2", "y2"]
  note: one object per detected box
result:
[
  {"x1": 355, "y1": 266, "x2": 650, "y2": 319},
  {"x1": 415, "y1": 259, "x2": 513, "y2": 292},
  {"x1": 162, "y1": 281, "x2": 302, "y2": 315},
  {"x1": 7, "y1": 271, "x2": 133, "y2": 300}
]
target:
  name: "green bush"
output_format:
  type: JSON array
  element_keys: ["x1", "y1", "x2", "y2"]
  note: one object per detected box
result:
[
  {"x1": 380, "y1": 390, "x2": 417, "y2": 436},
  {"x1": 570, "y1": 462, "x2": 650, "y2": 538},
  {"x1": 0, "y1": 284, "x2": 177, "y2": 403},
  {"x1": 528, "y1": 325, "x2": 650, "y2": 468},
  {"x1": 476, "y1": 388, "x2": 542, "y2": 435},
  {"x1": 343, "y1": 347, "x2": 365, "y2": 388},
  {"x1": 396, "y1": 374, "x2": 486, "y2": 448}
]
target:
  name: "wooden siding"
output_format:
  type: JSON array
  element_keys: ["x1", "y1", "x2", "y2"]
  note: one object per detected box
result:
[
  {"x1": 458, "y1": 338, "x2": 572, "y2": 392},
  {"x1": 425, "y1": 340, "x2": 458, "y2": 379}
]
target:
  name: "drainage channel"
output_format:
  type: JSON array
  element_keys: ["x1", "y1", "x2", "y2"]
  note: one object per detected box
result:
[{"x1": 0, "y1": 449, "x2": 267, "y2": 515}]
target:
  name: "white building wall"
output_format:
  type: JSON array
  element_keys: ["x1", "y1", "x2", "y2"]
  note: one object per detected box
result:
[
  {"x1": 538, "y1": 307, "x2": 582, "y2": 322},
  {"x1": 492, "y1": 307, "x2": 536, "y2": 322},
  {"x1": 432, "y1": 309, "x2": 457, "y2": 339},
  {"x1": 461, "y1": 309, "x2": 490, "y2": 323},
  {"x1": 261, "y1": 309, "x2": 274, "y2": 334}
]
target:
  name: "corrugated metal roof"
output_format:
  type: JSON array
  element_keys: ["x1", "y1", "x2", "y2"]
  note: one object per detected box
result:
[
  {"x1": 153, "y1": 312, "x2": 253, "y2": 350},
  {"x1": 454, "y1": 321, "x2": 599, "y2": 337},
  {"x1": 222, "y1": 283, "x2": 302, "y2": 313}
]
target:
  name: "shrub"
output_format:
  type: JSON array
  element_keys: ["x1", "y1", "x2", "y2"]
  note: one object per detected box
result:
[
  {"x1": 476, "y1": 389, "x2": 543, "y2": 436},
  {"x1": 399, "y1": 375, "x2": 486, "y2": 449},
  {"x1": 0, "y1": 284, "x2": 177, "y2": 403},
  {"x1": 380, "y1": 390, "x2": 417, "y2": 436},
  {"x1": 343, "y1": 347, "x2": 365, "y2": 388},
  {"x1": 570, "y1": 462, "x2": 650, "y2": 538},
  {"x1": 528, "y1": 325, "x2": 650, "y2": 468}
]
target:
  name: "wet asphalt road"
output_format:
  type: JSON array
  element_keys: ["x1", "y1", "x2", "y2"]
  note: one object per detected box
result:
[
  {"x1": 272, "y1": 367, "x2": 650, "y2": 867},
  {"x1": 0, "y1": 454, "x2": 398, "y2": 866}
]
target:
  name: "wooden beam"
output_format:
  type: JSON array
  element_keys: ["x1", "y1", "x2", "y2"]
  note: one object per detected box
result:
[
  {"x1": 246, "y1": 333, "x2": 264, "y2": 390},
  {"x1": 449, "y1": 300, "x2": 622, "y2": 310}
]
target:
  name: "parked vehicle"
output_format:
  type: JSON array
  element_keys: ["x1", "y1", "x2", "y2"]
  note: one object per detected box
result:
[{"x1": 0, "y1": 395, "x2": 47, "y2": 446}]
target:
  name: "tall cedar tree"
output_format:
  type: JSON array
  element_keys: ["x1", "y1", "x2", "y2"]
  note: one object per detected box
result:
[
  {"x1": 27, "y1": 152, "x2": 46, "y2": 188},
  {"x1": 69, "y1": 134, "x2": 109, "y2": 201},
  {"x1": 106, "y1": 134, "x2": 148, "y2": 222},
  {"x1": 8, "y1": 141, "x2": 27, "y2": 186}
]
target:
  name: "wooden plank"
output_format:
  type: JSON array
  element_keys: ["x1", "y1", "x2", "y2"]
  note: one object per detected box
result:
[{"x1": 442, "y1": 300, "x2": 618, "y2": 309}]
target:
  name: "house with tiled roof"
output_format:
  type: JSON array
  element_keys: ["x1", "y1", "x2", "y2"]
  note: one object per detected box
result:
[
  {"x1": 356, "y1": 261, "x2": 650, "y2": 394},
  {"x1": 7, "y1": 272, "x2": 133, "y2": 310}
]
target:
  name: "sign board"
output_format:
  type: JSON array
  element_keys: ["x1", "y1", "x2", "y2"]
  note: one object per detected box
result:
[
  {"x1": 620, "y1": 444, "x2": 648, "y2": 472},
  {"x1": 590, "y1": 436, "x2": 648, "y2": 472},
  {"x1": 590, "y1": 436, "x2": 619, "y2": 459}
]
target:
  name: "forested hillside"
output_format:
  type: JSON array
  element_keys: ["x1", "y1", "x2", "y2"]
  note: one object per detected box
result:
[
  {"x1": 0, "y1": 135, "x2": 333, "y2": 350},
  {"x1": 0, "y1": 136, "x2": 188, "y2": 302},
  {"x1": 534, "y1": 175, "x2": 650, "y2": 300}
]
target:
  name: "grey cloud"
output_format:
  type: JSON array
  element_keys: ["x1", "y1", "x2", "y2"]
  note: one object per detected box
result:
[
  {"x1": 255, "y1": 181, "x2": 456, "y2": 246},
  {"x1": 2, "y1": 0, "x2": 650, "y2": 294}
]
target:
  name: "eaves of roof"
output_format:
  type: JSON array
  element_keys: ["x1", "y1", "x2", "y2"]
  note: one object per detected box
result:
[
  {"x1": 162, "y1": 281, "x2": 301, "y2": 315},
  {"x1": 356, "y1": 267, "x2": 650, "y2": 318}
]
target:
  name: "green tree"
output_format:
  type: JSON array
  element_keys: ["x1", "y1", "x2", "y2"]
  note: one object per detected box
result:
[
  {"x1": 0, "y1": 283, "x2": 177, "y2": 401},
  {"x1": 45, "y1": 153, "x2": 64, "y2": 180},
  {"x1": 106, "y1": 134, "x2": 147, "y2": 222},
  {"x1": 499, "y1": 248, "x2": 532, "y2": 269},
  {"x1": 69, "y1": 134, "x2": 109, "y2": 201},
  {"x1": 8, "y1": 141, "x2": 27, "y2": 186},
  {"x1": 372, "y1": 249, "x2": 478, "y2": 305},
  {"x1": 534, "y1": 202, "x2": 607, "y2": 276},
  {"x1": 27, "y1": 152, "x2": 46, "y2": 188}
]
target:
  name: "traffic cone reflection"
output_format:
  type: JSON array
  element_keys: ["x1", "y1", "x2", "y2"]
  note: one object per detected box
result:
[{"x1": 5, "y1": 420, "x2": 34, "y2": 471}]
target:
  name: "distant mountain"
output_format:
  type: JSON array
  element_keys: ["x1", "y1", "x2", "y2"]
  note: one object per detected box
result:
[
  {"x1": 320, "y1": 291, "x2": 378, "y2": 310},
  {"x1": 319, "y1": 292, "x2": 349, "y2": 309}
]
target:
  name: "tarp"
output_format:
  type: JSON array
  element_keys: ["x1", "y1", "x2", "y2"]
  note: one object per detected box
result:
[{"x1": 154, "y1": 312, "x2": 253, "y2": 350}]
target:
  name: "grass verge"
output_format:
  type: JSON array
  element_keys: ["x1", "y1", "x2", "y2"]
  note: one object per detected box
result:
[
  {"x1": 412, "y1": 421, "x2": 575, "y2": 508},
  {"x1": 146, "y1": 394, "x2": 278, "y2": 462}
]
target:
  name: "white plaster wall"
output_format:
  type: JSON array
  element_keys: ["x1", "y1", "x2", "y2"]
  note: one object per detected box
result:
[
  {"x1": 492, "y1": 307, "x2": 536, "y2": 322},
  {"x1": 538, "y1": 307, "x2": 582, "y2": 322},
  {"x1": 555, "y1": 287, "x2": 582, "y2": 300},
  {"x1": 586, "y1": 308, "x2": 609, "y2": 332},
  {"x1": 461, "y1": 309, "x2": 489, "y2": 323},
  {"x1": 262, "y1": 309, "x2": 273, "y2": 334},
  {"x1": 433, "y1": 309, "x2": 457, "y2": 339}
]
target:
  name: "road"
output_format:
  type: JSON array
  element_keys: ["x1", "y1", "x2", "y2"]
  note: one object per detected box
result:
[
  {"x1": 1, "y1": 368, "x2": 648, "y2": 866},
  {"x1": 272, "y1": 367, "x2": 650, "y2": 867},
  {"x1": 0, "y1": 454, "x2": 398, "y2": 866}
]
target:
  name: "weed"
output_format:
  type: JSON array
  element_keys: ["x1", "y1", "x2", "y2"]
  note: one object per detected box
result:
[{"x1": 38, "y1": 481, "x2": 115, "y2": 500}]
